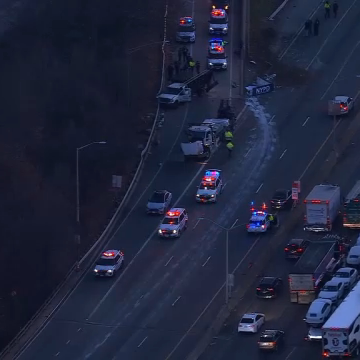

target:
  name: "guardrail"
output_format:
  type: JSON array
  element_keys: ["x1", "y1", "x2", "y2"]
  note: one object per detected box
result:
[{"x1": 0, "y1": 4, "x2": 169, "y2": 359}]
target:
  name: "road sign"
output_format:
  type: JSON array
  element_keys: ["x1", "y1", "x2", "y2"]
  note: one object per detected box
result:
[
  {"x1": 227, "y1": 274, "x2": 234, "y2": 287},
  {"x1": 292, "y1": 181, "x2": 300, "y2": 200},
  {"x1": 245, "y1": 83, "x2": 275, "y2": 97}
]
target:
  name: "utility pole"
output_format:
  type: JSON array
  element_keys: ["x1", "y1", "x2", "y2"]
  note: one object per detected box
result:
[
  {"x1": 333, "y1": 114, "x2": 338, "y2": 158},
  {"x1": 239, "y1": 0, "x2": 248, "y2": 96}
]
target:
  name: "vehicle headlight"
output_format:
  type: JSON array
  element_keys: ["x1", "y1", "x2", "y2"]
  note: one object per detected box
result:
[
  {"x1": 209, "y1": 62, "x2": 213, "y2": 66},
  {"x1": 94, "y1": 269, "x2": 98, "y2": 273},
  {"x1": 211, "y1": 194, "x2": 215, "y2": 197},
  {"x1": 223, "y1": 28, "x2": 228, "y2": 31},
  {"x1": 172, "y1": 230, "x2": 177, "y2": 234},
  {"x1": 158, "y1": 229, "x2": 162, "y2": 234},
  {"x1": 196, "y1": 194, "x2": 200, "y2": 197},
  {"x1": 222, "y1": 63, "x2": 227, "y2": 68},
  {"x1": 107, "y1": 269, "x2": 113, "y2": 273},
  {"x1": 209, "y1": 27, "x2": 213, "y2": 30}
]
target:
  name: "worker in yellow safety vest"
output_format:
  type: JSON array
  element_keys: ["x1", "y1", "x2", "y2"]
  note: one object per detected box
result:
[
  {"x1": 224, "y1": 129, "x2": 233, "y2": 142},
  {"x1": 226, "y1": 141, "x2": 234, "y2": 157}
]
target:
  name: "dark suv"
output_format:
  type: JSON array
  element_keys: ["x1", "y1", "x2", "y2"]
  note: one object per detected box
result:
[
  {"x1": 258, "y1": 330, "x2": 285, "y2": 351},
  {"x1": 211, "y1": 0, "x2": 229, "y2": 11},
  {"x1": 284, "y1": 238, "x2": 309, "y2": 259},
  {"x1": 256, "y1": 277, "x2": 283, "y2": 299}
]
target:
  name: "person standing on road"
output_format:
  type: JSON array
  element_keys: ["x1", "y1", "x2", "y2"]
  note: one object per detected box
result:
[
  {"x1": 304, "y1": 19, "x2": 312, "y2": 36},
  {"x1": 189, "y1": 58, "x2": 195, "y2": 74},
  {"x1": 195, "y1": 60, "x2": 200, "y2": 74},
  {"x1": 226, "y1": 141, "x2": 234, "y2": 158},
  {"x1": 314, "y1": 18, "x2": 320, "y2": 36},
  {"x1": 324, "y1": 1, "x2": 331, "y2": 19},
  {"x1": 333, "y1": 1, "x2": 339, "y2": 17}
]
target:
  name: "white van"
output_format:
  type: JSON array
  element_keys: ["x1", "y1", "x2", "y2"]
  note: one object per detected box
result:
[{"x1": 346, "y1": 246, "x2": 360, "y2": 267}]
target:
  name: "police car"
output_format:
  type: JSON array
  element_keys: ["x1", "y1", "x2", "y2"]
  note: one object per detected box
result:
[
  {"x1": 196, "y1": 169, "x2": 223, "y2": 203},
  {"x1": 93, "y1": 250, "x2": 124, "y2": 277},
  {"x1": 246, "y1": 203, "x2": 278, "y2": 233},
  {"x1": 209, "y1": 9, "x2": 228, "y2": 35},
  {"x1": 207, "y1": 39, "x2": 227, "y2": 70},
  {"x1": 176, "y1": 17, "x2": 196, "y2": 43},
  {"x1": 158, "y1": 208, "x2": 188, "y2": 238}
]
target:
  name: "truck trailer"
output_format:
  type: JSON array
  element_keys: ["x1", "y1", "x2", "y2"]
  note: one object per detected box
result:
[
  {"x1": 304, "y1": 184, "x2": 341, "y2": 232},
  {"x1": 288, "y1": 239, "x2": 338, "y2": 304},
  {"x1": 343, "y1": 180, "x2": 360, "y2": 229}
]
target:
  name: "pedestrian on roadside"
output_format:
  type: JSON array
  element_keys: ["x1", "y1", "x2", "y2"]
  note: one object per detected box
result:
[
  {"x1": 167, "y1": 64, "x2": 174, "y2": 81},
  {"x1": 195, "y1": 60, "x2": 200, "y2": 74},
  {"x1": 304, "y1": 19, "x2": 312, "y2": 36},
  {"x1": 226, "y1": 141, "x2": 234, "y2": 158},
  {"x1": 333, "y1": 0, "x2": 338, "y2": 17},
  {"x1": 189, "y1": 58, "x2": 195, "y2": 74},
  {"x1": 324, "y1": 1, "x2": 331, "y2": 19},
  {"x1": 314, "y1": 18, "x2": 320, "y2": 36},
  {"x1": 177, "y1": 47, "x2": 182, "y2": 62},
  {"x1": 174, "y1": 60, "x2": 180, "y2": 74}
]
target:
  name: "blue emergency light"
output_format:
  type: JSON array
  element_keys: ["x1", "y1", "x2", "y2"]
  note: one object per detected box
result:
[{"x1": 205, "y1": 170, "x2": 219, "y2": 177}]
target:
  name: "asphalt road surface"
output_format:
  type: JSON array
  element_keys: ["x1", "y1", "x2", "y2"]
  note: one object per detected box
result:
[{"x1": 15, "y1": 0, "x2": 360, "y2": 359}]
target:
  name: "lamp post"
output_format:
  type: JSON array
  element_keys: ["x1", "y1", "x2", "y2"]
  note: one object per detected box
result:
[
  {"x1": 76, "y1": 141, "x2": 106, "y2": 267},
  {"x1": 126, "y1": 40, "x2": 170, "y2": 108},
  {"x1": 197, "y1": 217, "x2": 245, "y2": 304}
]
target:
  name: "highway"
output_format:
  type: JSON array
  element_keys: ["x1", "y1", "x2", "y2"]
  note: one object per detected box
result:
[{"x1": 15, "y1": 0, "x2": 360, "y2": 359}]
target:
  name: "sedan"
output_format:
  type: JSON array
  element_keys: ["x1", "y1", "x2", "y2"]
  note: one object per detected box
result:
[
  {"x1": 333, "y1": 267, "x2": 358, "y2": 290},
  {"x1": 146, "y1": 190, "x2": 172, "y2": 214},
  {"x1": 270, "y1": 189, "x2": 292, "y2": 209},
  {"x1": 284, "y1": 238, "x2": 309, "y2": 259},
  {"x1": 318, "y1": 279, "x2": 345, "y2": 304},
  {"x1": 258, "y1": 329, "x2": 285, "y2": 351},
  {"x1": 238, "y1": 313, "x2": 265, "y2": 333},
  {"x1": 256, "y1": 277, "x2": 283, "y2": 299}
]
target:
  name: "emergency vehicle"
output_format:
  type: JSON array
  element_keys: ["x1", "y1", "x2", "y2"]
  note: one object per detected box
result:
[
  {"x1": 207, "y1": 39, "x2": 227, "y2": 70},
  {"x1": 328, "y1": 96, "x2": 354, "y2": 116},
  {"x1": 158, "y1": 208, "x2": 188, "y2": 238},
  {"x1": 93, "y1": 250, "x2": 124, "y2": 277},
  {"x1": 209, "y1": 9, "x2": 228, "y2": 35},
  {"x1": 211, "y1": 0, "x2": 229, "y2": 11},
  {"x1": 246, "y1": 203, "x2": 277, "y2": 233},
  {"x1": 196, "y1": 169, "x2": 223, "y2": 203},
  {"x1": 176, "y1": 17, "x2": 196, "y2": 43}
]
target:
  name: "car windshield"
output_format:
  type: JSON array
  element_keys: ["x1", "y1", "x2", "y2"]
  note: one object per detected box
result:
[
  {"x1": 165, "y1": 87, "x2": 181, "y2": 95},
  {"x1": 249, "y1": 220, "x2": 264, "y2": 225},
  {"x1": 199, "y1": 183, "x2": 216, "y2": 190},
  {"x1": 323, "y1": 285, "x2": 338, "y2": 292},
  {"x1": 240, "y1": 317, "x2": 253, "y2": 324},
  {"x1": 208, "y1": 53, "x2": 225, "y2": 59},
  {"x1": 177, "y1": 26, "x2": 194, "y2": 32},
  {"x1": 260, "y1": 334, "x2": 274, "y2": 342},
  {"x1": 210, "y1": 17, "x2": 227, "y2": 24},
  {"x1": 96, "y1": 258, "x2": 116, "y2": 266},
  {"x1": 273, "y1": 191, "x2": 286, "y2": 199},
  {"x1": 334, "y1": 272, "x2": 349, "y2": 278},
  {"x1": 162, "y1": 217, "x2": 179, "y2": 225},
  {"x1": 149, "y1": 193, "x2": 165, "y2": 203}
]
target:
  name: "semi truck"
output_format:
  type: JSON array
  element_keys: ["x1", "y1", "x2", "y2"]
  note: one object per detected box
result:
[
  {"x1": 304, "y1": 184, "x2": 341, "y2": 232},
  {"x1": 180, "y1": 118, "x2": 229, "y2": 160},
  {"x1": 343, "y1": 180, "x2": 360, "y2": 229},
  {"x1": 288, "y1": 239, "x2": 340, "y2": 304}
]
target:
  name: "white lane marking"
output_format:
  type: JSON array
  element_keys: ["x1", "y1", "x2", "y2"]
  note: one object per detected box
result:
[
  {"x1": 125, "y1": 312, "x2": 131, "y2": 319},
  {"x1": 87, "y1": 164, "x2": 206, "y2": 320},
  {"x1": 306, "y1": 0, "x2": 358, "y2": 70},
  {"x1": 137, "y1": 336, "x2": 148, "y2": 348},
  {"x1": 55, "y1": 352, "x2": 60, "y2": 357},
  {"x1": 279, "y1": 149, "x2": 287, "y2": 160},
  {"x1": 302, "y1": 117, "x2": 310, "y2": 127},
  {"x1": 231, "y1": 219, "x2": 238, "y2": 228},
  {"x1": 165, "y1": 256, "x2": 173, "y2": 266},
  {"x1": 268, "y1": 115, "x2": 275, "y2": 124},
  {"x1": 228, "y1": 0, "x2": 235, "y2": 100},
  {"x1": 193, "y1": 218, "x2": 201, "y2": 229},
  {"x1": 202, "y1": 257, "x2": 211, "y2": 267},
  {"x1": 255, "y1": 183, "x2": 263, "y2": 193},
  {"x1": 285, "y1": 347, "x2": 297, "y2": 360},
  {"x1": 66, "y1": 340, "x2": 70, "y2": 345},
  {"x1": 222, "y1": 182, "x2": 228, "y2": 191},
  {"x1": 172, "y1": 296, "x2": 181, "y2": 306},
  {"x1": 134, "y1": 300, "x2": 140, "y2": 308},
  {"x1": 165, "y1": 236, "x2": 261, "y2": 360},
  {"x1": 278, "y1": 1, "x2": 323, "y2": 60},
  {"x1": 77, "y1": 328, "x2": 82, "y2": 332},
  {"x1": 320, "y1": 40, "x2": 360, "y2": 100},
  {"x1": 244, "y1": 148, "x2": 251, "y2": 158}
]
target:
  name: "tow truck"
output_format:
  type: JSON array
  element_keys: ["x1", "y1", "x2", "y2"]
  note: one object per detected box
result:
[
  {"x1": 157, "y1": 70, "x2": 218, "y2": 107},
  {"x1": 176, "y1": 17, "x2": 196, "y2": 43},
  {"x1": 328, "y1": 96, "x2": 354, "y2": 116},
  {"x1": 196, "y1": 169, "x2": 223, "y2": 202},
  {"x1": 246, "y1": 202, "x2": 278, "y2": 233},
  {"x1": 207, "y1": 39, "x2": 228, "y2": 70},
  {"x1": 181, "y1": 118, "x2": 229, "y2": 160},
  {"x1": 209, "y1": 9, "x2": 228, "y2": 35}
]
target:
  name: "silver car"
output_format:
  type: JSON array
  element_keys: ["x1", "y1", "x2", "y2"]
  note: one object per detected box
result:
[{"x1": 147, "y1": 190, "x2": 172, "y2": 214}]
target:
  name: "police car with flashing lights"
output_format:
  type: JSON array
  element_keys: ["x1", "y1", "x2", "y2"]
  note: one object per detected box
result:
[
  {"x1": 246, "y1": 203, "x2": 278, "y2": 233},
  {"x1": 93, "y1": 250, "x2": 124, "y2": 277},
  {"x1": 207, "y1": 39, "x2": 227, "y2": 70},
  {"x1": 196, "y1": 169, "x2": 223, "y2": 203},
  {"x1": 209, "y1": 9, "x2": 228, "y2": 35},
  {"x1": 176, "y1": 17, "x2": 196, "y2": 43},
  {"x1": 158, "y1": 208, "x2": 188, "y2": 238}
]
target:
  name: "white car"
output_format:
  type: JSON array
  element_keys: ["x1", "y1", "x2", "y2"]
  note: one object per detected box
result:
[
  {"x1": 93, "y1": 250, "x2": 125, "y2": 277},
  {"x1": 333, "y1": 267, "x2": 358, "y2": 289},
  {"x1": 176, "y1": 16, "x2": 196, "y2": 43},
  {"x1": 196, "y1": 169, "x2": 223, "y2": 203},
  {"x1": 158, "y1": 208, "x2": 188, "y2": 238},
  {"x1": 318, "y1": 279, "x2": 345, "y2": 304},
  {"x1": 306, "y1": 327, "x2": 323, "y2": 341},
  {"x1": 147, "y1": 190, "x2": 172, "y2": 214},
  {"x1": 208, "y1": 9, "x2": 228, "y2": 35},
  {"x1": 347, "y1": 246, "x2": 360, "y2": 267},
  {"x1": 238, "y1": 313, "x2": 265, "y2": 333},
  {"x1": 157, "y1": 83, "x2": 192, "y2": 107},
  {"x1": 304, "y1": 298, "x2": 332, "y2": 326}
]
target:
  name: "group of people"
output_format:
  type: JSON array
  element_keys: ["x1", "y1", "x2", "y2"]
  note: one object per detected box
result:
[
  {"x1": 219, "y1": 100, "x2": 235, "y2": 157},
  {"x1": 304, "y1": 1, "x2": 339, "y2": 37},
  {"x1": 167, "y1": 47, "x2": 200, "y2": 81}
]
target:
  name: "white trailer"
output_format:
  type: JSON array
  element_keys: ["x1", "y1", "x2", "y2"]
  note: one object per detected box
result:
[
  {"x1": 322, "y1": 282, "x2": 360, "y2": 358},
  {"x1": 304, "y1": 184, "x2": 341, "y2": 232}
]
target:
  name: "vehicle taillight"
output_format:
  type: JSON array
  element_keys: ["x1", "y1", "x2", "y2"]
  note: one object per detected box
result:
[
  {"x1": 246, "y1": 224, "x2": 250, "y2": 229},
  {"x1": 297, "y1": 248, "x2": 304, "y2": 252},
  {"x1": 268, "y1": 288, "x2": 274, "y2": 291},
  {"x1": 284, "y1": 247, "x2": 289, "y2": 251},
  {"x1": 323, "y1": 351, "x2": 330, "y2": 357},
  {"x1": 256, "y1": 287, "x2": 261, "y2": 291}
]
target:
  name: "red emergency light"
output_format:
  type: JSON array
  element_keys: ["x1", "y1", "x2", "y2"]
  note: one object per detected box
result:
[
  {"x1": 212, "y1": 9, "x2": 225, "y2": 16},
  {"x1": 203, "y1": 176, "x2": 215, "y2": 182},
  {"x1": 167, "y1": 211, "x2": 180, "y2": 217},
  {"x1": 103, "y1": 251, "x2": 115, "y2": 257}
]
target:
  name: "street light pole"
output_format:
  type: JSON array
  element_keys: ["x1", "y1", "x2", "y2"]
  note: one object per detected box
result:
[
  {"x1": 198, "y1": 217, "x2": 246, "y2": 304},
  {"x1": 75, "y1": 141, "x2": 106, "y2": 268}
]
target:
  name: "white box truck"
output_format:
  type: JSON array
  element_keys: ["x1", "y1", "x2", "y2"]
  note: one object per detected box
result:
[
  {"x1": 322, "y1": 282, "x2": 360, "y2": 358},
  {"x1": 304, "y1": 184, "x2": 341, "y2": 232}
]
